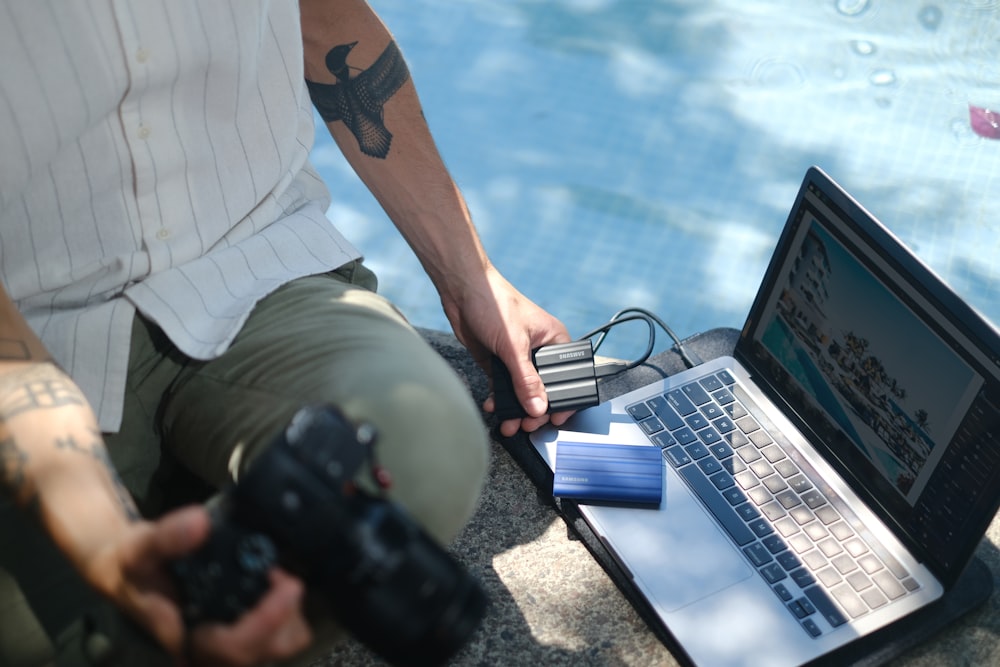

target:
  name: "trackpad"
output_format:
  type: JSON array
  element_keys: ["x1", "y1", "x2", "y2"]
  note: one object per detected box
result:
[{"x1": 580, "y1": 466, "x2": 753, "y2": 612}]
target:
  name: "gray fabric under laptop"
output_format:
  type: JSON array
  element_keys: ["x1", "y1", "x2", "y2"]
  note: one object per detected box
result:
[{"x1": 527, "y1": 167, "x2": 1000, "y2": 667}]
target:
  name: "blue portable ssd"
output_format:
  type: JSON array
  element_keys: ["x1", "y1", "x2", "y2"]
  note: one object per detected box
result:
[{"x1": 553, "y1": 441, "x2": 663, "y2": 507}]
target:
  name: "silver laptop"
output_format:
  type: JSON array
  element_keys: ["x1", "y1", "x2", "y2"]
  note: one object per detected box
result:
[{"x1": 529, "y1": 166, "x2": 1000, "y2": 666}]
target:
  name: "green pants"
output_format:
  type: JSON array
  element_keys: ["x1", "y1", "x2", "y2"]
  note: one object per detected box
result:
[{"x1": 0, "y1": 263, "x2": 490, "y2": 666}]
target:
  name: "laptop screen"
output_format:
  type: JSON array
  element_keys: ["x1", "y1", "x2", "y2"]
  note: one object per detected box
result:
[{"x1": 738, "y1": 168, "x2": 1000, "y2": 585}]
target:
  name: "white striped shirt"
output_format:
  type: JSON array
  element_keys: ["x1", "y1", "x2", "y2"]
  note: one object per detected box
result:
[{"x1": 0, "y1": 0, "x2": 361, "y2": 431}]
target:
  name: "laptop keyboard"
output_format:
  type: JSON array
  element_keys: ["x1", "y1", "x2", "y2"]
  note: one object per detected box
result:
[{"x1": 627, "y1": 370, "x2": 921, "y2": 637}]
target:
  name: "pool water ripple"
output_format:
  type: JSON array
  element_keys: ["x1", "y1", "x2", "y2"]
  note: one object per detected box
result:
[{"x1": 314, "y1": 0, "x2": 1000, "y2": 360}]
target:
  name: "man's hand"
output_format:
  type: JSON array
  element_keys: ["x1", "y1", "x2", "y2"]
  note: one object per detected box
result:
[
  {"x1": 0, "y1": 359, "x2": 311, "y2": 666},
  {"x1": 442, "y1": 265, "x2": 575, "y2": 437},
  {"x1": 83, "y1": 505, "x2": 312, "y2": 666}
]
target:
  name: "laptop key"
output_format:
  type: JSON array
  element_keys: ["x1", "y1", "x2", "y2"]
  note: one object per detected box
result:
[
  {"x1": 831, "y1": 584, "x2": 868, "y2": 619},
  {"x1": 744, "y1": 542, "x2": 772, "y2": 566},
  {"x1": 872, "y1": 571, "x2": 906, "y2": 600},
  {"x1": 760, "y1": 563, "x2": 787, "y2": 584},
  {"x1": 737, "y1": 416, "x2": 760, "y2": 434},
  {"x1": 788, "y1": 599, "x2": 811, "y2": 619},
  {"x1": 748, "y1": 518, "x2": 774, "y2": 538},
  {"x1": 763, "y1": 534, "x2": 786, "y2": 554},
  {"x1": 774, "y1": 517, "x2": 800, "y2": 537},
  {"x1": 761, "y1": 444, "x2": 786, "y2": 463},
  {"x1": 804, "y1": 587, "x2": 849, "y2": 627},
  {"x1": 750, "y1": 460, "x2": 775, "y2": 478},
  {"x1": 698, "y1": 457, "x2": 723, "y2": 476},
  {"x1": 647, "y1": 399, "x2": 684, "y2": 431},
  {"x1": 721, "y1": 456, "x2": 746, "y2": 475},
  {"x1": 697, "y1": 427, "x2": 722, "y2": 446},
  {"x1": 666, "y1": 389, "x2": 696, "y2": 416},
  {"x1": 846, "y1": 571, "x2": 872, "y2": 592},
  {"x1": 627, "y1": 402, "x2": 652, "y2": 420},
  {"x1": 791, "y1": 568, "x2": 816, "y2": 588},
  {"x1": 681, "y1": 382, "x2": 712, "y2": 406},
  {"x1": 760, "y1": 501, "x2": 786, "y2": 521},
  {"x1": 712, "y1": 416, "x2": 736, "y2": 433},
  {"x1": 777, "y1": 551, "x2": 802, "y2": 571},
  {"x1": 748, "y1": 486, "x2": 772, "y2": 506},
  {"x1": 829, "y1": 521, "x2": 854, "y2": 541},
  {"x1": 712, "y1": 387, "x2": 735, "y2": 405},
  {"x1": 831, "y1": 554, "x2": 859, "y2": 575},
  {"x1": 735, "y1": 471, "x2": 759, "y2": 490},
  {"x1": 773, "y1": 582, "x2": 793, "y2": 602},
  {"x1": 814, "y1": 505, "x2": 840, "y2": 525},
  {"x1": 801, "y1": 618, "x2": 822, "y2": 638},
  {"x1": 735, "y1": 502, "x2": 761, "y2": 522},
  {"x1": 677, "y1": 464, "x2": 755, "y2": 546},
  {"x1": 736, "y1": 445, "x2": 762, "y2": 463},
  {"x1": 724, "y1": 430, "x2": 749, "y2": 448},
  {"x1": 710, "y1": 442, "x2": 735, "y2": 460},
  {"x1": 843, "y1": 537, "x2": 869, "y2": 558},
  {"x1": 700, "y1": 403, "x2": 724, "y2": 420},
  {"x1": 763, "y1": 475, "x2": 788, "y2": 494},
  {"x1": 722, "y1": 487, "x2": 746, "y2": 506},
  {"x1": 639, "y1": 416, "x2": 664, "y2": 435},
  {"x1": 787, "y1": 474, "x2": 812, "y2": 493},
  {"x1": 775, "y1": 489, "x2": 802, "y2": 509},
  {"x1": 663, "y1": 446, "x2": 691, "y2": 468},
  {"x1": 801, "y1": 489, "x2": 826, "y2": 509},
  {"x1": 774, "y1": 459, "x2": 799, "y2": 478},
  {"x1": 685, "y1": 442, "x2": 709, "y2": 460},
  {"x1": 861, "y1": 587, "x2": 889, "y2": 610},
  {"x1": 817, "y1": 566, "x2": 843, "y2": 589},
  {"x1": 709, "y1": 470, "x2": 735, "y2": 490},
  {"x1": 673, "y1": 427, "x2": 698, "y2": 445},
  {"x1": 651, "y1": 432, "x2": 677, "y2": 448},
  {"x1": 686, "y1": 413, "x2": 709, "y2": 431},
  {"x1": 717, "y1": 370, "x2": 736, "y2": 385},
  {"x1": 700, "y1": 375, "x2": 724, "y2": 392},
  {"x1": 724, "y1": 402, "x2": 748, "y2": 420},
  {"x1": 858, "y1": 554, "x2": 884, "y2": 575}
]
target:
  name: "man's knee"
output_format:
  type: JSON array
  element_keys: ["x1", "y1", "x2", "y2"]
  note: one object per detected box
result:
[{"x1": 342, "y1": 349, "x2": 490, "y2": 545}]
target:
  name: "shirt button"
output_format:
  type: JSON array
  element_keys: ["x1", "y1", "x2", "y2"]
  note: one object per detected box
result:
[
  {"x1": 156, "y1": 228, "x2": 170, "y2": 240},
  {"x1": 136, "y1": 48, "x2": 149, "y2": 63},
  {"x1": 137, "y1": 125, "x2": 151, "y2": 140}
]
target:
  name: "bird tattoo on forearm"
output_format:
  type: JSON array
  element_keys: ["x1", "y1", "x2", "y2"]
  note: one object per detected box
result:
[{"x1": 306, "y1": 40, "x2": 411, "y2": 159}]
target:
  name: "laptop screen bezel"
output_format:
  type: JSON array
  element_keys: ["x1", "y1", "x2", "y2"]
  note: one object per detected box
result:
[{"x1": 735, "y1": 166, "x2": 1000, "y2": 587}]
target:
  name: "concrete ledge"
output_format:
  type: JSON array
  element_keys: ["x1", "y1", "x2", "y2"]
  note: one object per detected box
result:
[{"x1": 314, "y1": 330, "x2": 1000, "y2": 666}]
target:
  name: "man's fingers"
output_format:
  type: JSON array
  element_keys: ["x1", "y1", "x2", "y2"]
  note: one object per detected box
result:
[
  {"x1": 121, "y1": 506, "x2": 211, "y2": 567},
  {"x1": 190, "y1": 569, "x2": 310, "y2": 665},
  {"x1": 507, "y1": 360, "x2": 547, "y2": 418}
]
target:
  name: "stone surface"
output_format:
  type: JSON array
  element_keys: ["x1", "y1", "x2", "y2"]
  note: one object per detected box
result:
[{"x1": 312, "y1": 330, "x2": 1000, "y2": 667}]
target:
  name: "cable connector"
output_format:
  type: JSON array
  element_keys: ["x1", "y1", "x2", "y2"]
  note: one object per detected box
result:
[{"x1": 492, "y1": 341, "x2": 605, "y2": 420}]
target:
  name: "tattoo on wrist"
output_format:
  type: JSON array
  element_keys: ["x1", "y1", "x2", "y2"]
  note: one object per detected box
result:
[
  {"x1": 306, "y1": 40, "x2": 411, "y2": 159},
  {"x1": 0, "y1": 366, "x2": 84, "y2": 420},
  {"x1": 0, "y1": 366, "x2": 139, "y2": 520}
]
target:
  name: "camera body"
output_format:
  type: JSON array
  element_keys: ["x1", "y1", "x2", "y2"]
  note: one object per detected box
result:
[{"x1": 171, "y1": 405, "x2": 488, "y2": 666}]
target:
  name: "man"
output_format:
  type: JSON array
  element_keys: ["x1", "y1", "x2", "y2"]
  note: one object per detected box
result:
[{"x1": 0, "y1": 1, "x2": 570, "y2": 664}]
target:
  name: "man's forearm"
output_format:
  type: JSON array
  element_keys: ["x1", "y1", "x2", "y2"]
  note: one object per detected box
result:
[
  {"x1": 301, "y1": 0, "x2": 491, "y2": 299},
  {"x1": 1, "y1": 281, "x2": 139, "y2": 576},
  {"x1": 0, "y1": 362, "x2": 139, "y2": 532}
]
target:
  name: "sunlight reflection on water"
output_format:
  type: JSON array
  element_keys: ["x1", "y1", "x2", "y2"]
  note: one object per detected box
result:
[{"x1": 313, "y1": 1, "x2": 1000, "y2": 360}]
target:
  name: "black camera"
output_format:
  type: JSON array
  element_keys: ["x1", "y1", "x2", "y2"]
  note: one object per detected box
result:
[{"x1": 171, "y1": 405, "x2": 488, "y2": 666}]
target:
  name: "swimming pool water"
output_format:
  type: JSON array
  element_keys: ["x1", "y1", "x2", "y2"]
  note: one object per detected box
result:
[{"x1": 311, "y1": 0, "x2": 1000, "y2": 361}]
